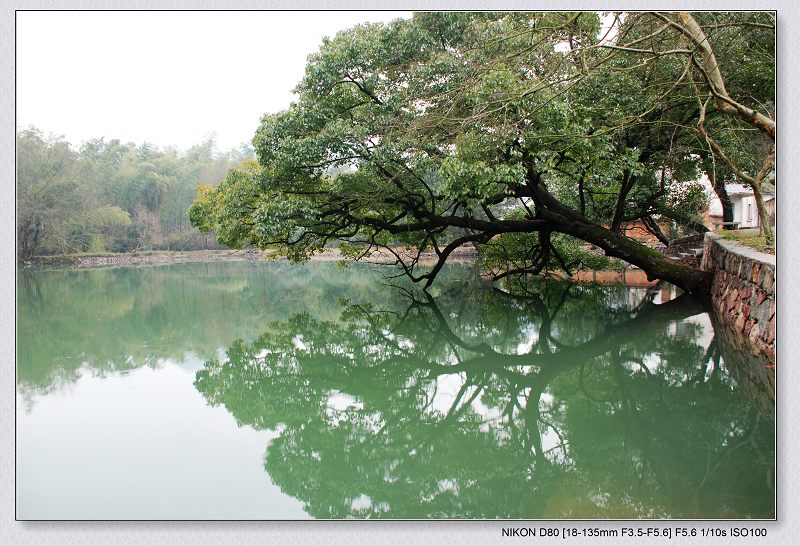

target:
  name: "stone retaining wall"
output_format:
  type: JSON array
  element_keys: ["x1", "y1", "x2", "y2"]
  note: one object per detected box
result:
[
  {"x1": 712, "y1": 312, "x2": 775, "y2": 412},
  {"x1": 701, "y1": 233, "x2": 775, "y2": 363}
]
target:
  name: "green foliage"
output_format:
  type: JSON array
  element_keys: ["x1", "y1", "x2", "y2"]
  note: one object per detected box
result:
[
  {"x1": 17, "y1": 127, "x2": 250, "y2": 260},
  {"x1": 17, "y1": 128, "x2": 82, "y2": 260},
  {"x1": 85, "y1": 205, "x2": 132, "y2": 228},
  {"x1": 482, "y1": 230, "x2": 621, "y2": 282},
  {"x1": 553, "y1": 235, "x2": 622, "y2": 271},
  {"x1": 187, "y1": 13, "x2": 772, "y2": 290}
]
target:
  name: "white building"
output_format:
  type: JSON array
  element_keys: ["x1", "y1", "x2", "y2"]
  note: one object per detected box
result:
[{"x1": 707, "y1": 183, "x2": 775, "y2": 229}]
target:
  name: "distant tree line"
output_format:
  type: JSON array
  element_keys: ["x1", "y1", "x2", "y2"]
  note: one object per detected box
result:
[{"x1": 17, "y1": 127, "x2": 251, "y2": 262}]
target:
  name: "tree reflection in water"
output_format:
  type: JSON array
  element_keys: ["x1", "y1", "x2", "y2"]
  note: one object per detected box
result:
[{"x1": 195, "y1": 276, "x2": 774, "y2": 519}]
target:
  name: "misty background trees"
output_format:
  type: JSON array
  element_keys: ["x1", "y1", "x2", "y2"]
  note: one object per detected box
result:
[{"x1": 16, "y1": 126, "x2": 253, "y2": 261}]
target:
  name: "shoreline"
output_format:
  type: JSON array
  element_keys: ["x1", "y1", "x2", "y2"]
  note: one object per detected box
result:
[
  {"x1": 21, "y1": 248, "x2": 662, "y2": 288},
  {"x1": 21, "y1": 247, "x2": 480, "y2": 269}
]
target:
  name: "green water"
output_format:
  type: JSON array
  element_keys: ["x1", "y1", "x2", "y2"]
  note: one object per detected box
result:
[{"x1": 16, "y1": 261, "x2": 774, "y2": 519}]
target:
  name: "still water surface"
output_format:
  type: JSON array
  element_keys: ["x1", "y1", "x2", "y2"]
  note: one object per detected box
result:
[{"x1": 17, "y1": 262, "x2": 774, "y2": 519}]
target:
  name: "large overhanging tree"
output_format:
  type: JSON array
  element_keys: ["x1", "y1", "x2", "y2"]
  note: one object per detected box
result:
[{"x1": 190, "y1": 12, "x2": 773, "y2": 294}]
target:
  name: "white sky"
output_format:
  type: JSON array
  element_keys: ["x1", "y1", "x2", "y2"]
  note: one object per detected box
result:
[{"x1": 16, "y1": 11, "x2": 410, "y2": 153}]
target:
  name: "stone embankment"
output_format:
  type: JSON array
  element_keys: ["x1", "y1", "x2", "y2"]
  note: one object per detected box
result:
[{"x1": 701, "y1": 233, "x2": 775, "y2": 364}]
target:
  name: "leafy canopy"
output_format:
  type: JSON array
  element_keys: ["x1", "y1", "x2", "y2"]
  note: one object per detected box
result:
[{"x1": 190, "y1": 12, "x2": 773, "y2": 291}]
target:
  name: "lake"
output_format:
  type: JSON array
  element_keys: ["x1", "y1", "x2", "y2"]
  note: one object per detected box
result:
[{"x1": 16, "y1": 261, "x2": 775, "y2": 519}]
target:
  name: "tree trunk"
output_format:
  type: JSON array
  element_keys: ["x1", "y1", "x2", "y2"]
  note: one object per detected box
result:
[
  {"x1": 611, "y1": 171, "x2": 635, "y2": 233},
  {"x1": 675, "y1": 12, "x2": 776, "y2": 140},
  {"x1": 701, "y1": 154, "x2": 734, "y2": 228},
  {"x1": 714, "y1": 181, "x2": 734, "y2": 227},
  {"x1": 750, "y1": 179, "x2": 774, "y2": 245},
  {"x1": 547, "y1": 211, "x2": 712, "y2": 295},
  {"x1": 642, "y1": 215, "x2": 671, "y2": 246},
  {"x1": 526, "y1": 182, "x2": 713, "y2": 295},
  {"x1": 18, "y1": 218, "x2": 43, "y2": 263},
  {"x1": 719, "y1": 192, "x2": 734, "y2": 227}
]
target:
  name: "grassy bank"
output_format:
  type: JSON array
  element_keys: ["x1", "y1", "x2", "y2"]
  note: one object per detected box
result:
[{"x1": 714, "y1": 230, "x2": 775, "y2": 254}]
